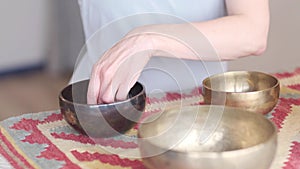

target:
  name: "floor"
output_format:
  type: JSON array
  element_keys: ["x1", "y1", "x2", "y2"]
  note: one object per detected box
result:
[{"x1": 0, "y1": 70, "x2": 71, "y2": 121}]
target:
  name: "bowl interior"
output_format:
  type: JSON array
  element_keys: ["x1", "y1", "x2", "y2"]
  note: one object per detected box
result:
[
  {"x1": 203, "y1": 71, "x2": 279, "y2": 93},
  {"x1": 61, "y1": 80, "x2": 144, "y2": 105},
  {"x1": 139, "y1": 106, "x2": 276, "y2": 153}
]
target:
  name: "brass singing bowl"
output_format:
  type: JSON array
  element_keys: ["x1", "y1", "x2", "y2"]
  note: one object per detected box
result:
[
  {"x1": 202, "y1": 71, "x2": 280, "y2": 115},
  {"x1": 138, "y1": 105, "x2": 277, "y2": 169},
  {"x1": 59, "y1": 80, "x2": 146, "y2": 138}
]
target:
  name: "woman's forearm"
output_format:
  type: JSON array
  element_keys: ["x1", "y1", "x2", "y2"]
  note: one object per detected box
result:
[{"x1": 128, "y1": 0, "x2": 270, "y2": 61}]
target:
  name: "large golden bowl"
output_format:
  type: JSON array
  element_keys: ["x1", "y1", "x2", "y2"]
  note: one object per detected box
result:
[
  {"x1": 138, "y1": 105, "x2": 277, "y2": 169},
  {"x1": 202, "y1": 71, "x2": 280, "y2": 115}
]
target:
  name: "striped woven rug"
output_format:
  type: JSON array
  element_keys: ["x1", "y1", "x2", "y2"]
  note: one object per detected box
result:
[{"x1": 1, "y1": 68, "x2": 300, "y2": 169}]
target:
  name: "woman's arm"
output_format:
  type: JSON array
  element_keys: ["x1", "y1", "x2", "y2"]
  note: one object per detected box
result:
[
  {"x1": 134, "y1": 0, "x2": 270, "y2": 60},
  {"x1": 87, "y1": 0, "x2": 270, "y2": 104}
]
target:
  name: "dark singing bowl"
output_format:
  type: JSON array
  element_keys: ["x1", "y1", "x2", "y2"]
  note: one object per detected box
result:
[
  {"x1": 59, "y1": 80, "x2": 146, "y2": 138},
  {"x1": 202, "y1": 71, "x2": 280, "y2": 115}
]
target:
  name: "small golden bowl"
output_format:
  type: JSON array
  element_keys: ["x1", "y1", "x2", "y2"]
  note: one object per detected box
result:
[
  {"x1": 138, "y1": 105, "x2": 277, "y2": 169},
  {"x1": 202, "y1": 71, "x2": 280, "y2": 115}
]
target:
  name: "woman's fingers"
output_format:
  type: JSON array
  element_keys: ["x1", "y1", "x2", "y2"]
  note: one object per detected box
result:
[
  {"x1": 87, "y1": 64, "x2": 101, "y2": 104},
  {"x1": 88, "y1": 33, "x2": 153, "y2": 104},
  {"x1": 115, "y1": 76, "x2": 139, "y2": 101}
]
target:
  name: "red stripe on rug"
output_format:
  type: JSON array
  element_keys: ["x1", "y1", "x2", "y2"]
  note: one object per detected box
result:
[
  {"x1": 0, "y1": 129, "x2": 34, "y2": 169},
  {"x1": 283, "y1": 141, "x2": 300, "y2": 169},
  {"x1": 71, "y1": 150, "x2": 146, "y2": 169},
  {"x1": 42, "y1": 112, "x2": 63, "y2": 123},
  {"x1": 270, "y1": 98, "x2": 291, "y2": 130},
  {"x1": 273, "y1": 68, "x2": 300, "y2": 79},
  {"x1": 288, "y1": 84, "x2": 300, "y2": 92},
  {"x1": 165, "y1": 92, "x2": 182, "y2": 101},
  {"x1": 270, "y1": 98, "x2": 300, "y2": 130},
  {"x1": 146, "y1": 87, "x2": 202, "y2": 105},
  {"x1": 51, "y1": 132, "x2": 138, "y2": 149},
  {"x1": 0, "y1": 140, "x2": 22, "y2": 169},
  {"x1": 146, "y1": 97, "x2": 159, "y2": 104},
  {"x1": 10, "y1": 117, "x2": 81, "y2": 169},
  {"x1": 274, "y1": 72, "x2": 296, "y2": 79}
]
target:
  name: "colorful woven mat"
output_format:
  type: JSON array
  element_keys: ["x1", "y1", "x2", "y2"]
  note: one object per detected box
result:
[{"x1": 1, "y1": 68, "x2": 300, "y2": 169}]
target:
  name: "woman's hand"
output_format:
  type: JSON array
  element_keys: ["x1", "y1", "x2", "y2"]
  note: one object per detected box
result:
[{"x1": 87, "y1": 33, "x2": 153, "y2": 104}]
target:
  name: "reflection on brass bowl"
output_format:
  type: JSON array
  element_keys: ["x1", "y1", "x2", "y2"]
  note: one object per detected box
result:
[
  {"x1": 59, "y1": 80, "x2": 146, "y2": 138},
  {"x1": 138, "y1": 105, "x2": 277, "y2": 169},
  {"x1": 202, "y1": 71, "x2": 280, "y2": 115}
]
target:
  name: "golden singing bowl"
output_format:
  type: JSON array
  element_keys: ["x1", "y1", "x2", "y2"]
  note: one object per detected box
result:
[
  {"x1": 202, "y1": 71, "x2": 280, "y2": 115},
  {"x1": 138, "y1": 105, "x2": 277, "y2": 169}
]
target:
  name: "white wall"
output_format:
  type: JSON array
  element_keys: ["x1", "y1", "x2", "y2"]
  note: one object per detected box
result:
[
  {"x1": 228, "y1": 0, "x2": 300, "y2": 73},
  {"x1": 0, "y1": 0, "x2": 52, "y2": 72},
  {"x1": 0, "y1": 0, "x2": 84, "y2": 74}
]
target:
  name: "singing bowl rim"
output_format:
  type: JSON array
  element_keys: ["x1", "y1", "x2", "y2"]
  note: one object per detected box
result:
[
  {"x1": 59, "y1": 80, "x2": 146, "y2": 107},
  {"x1": 202, "y1": 71, "x2": 280, "y2": 94},
  {"x1": 138, "y1": 105, "x2": 277, "y2": 158}
]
